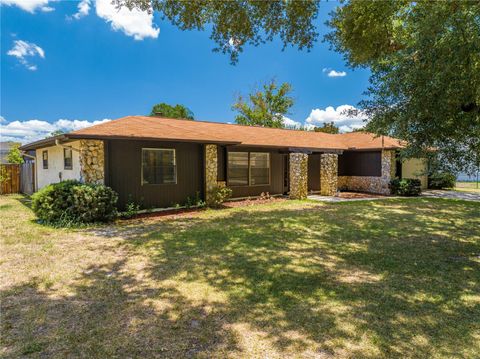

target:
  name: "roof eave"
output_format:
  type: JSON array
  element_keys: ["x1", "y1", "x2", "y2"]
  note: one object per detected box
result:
[
  {"x1": 66, "y1": 133, "x2": 241, "y2": 146},
  {"x1": 19, "y1": 134, "x2": 68, "y2": 151}
]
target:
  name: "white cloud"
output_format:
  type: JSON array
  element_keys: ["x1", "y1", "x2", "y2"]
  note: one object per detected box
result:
[
  {"x1": 322, "y1": 68, "x2": 347, "y2": 78},
  {"x1": 95, "y1": 0, "x2": 159, "y2": 40},
  {"x1": 7, "y1": 40, "x2": 45, "y2": 71},
  {"x1": 0, "y1": 0, "x2": 54, "y2": 13},
  {"x1": 282, "y1": 116, "x2": 302, "y2": 128},
  {"x1": 305, "y1": 105, "x2": 367, "y2": 132},
  {"x1": 0, "y1": 117, "x2": 111, "y2": 143},
  {"x1": 71, "y1": 0, "x2": 90, "y2": 19}
]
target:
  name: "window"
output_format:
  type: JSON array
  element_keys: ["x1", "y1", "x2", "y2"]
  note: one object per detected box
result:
[
  {"x1": 227, "y1": 151, "x2": 270, "y2": 186},
  {"x1": 227, "y1": 152, "x2": 249, "y2": 185},
  {"x1": 42, "y1": 150, "x2": 48, "y2": 169},
  {"x1": 142, "y1": 148, "x2": 176, "y2": 185},
  {"x1": 64, "y1": 148, "x2": 73, "y2": 170},
  {"x1": 250, "y1": 152, "x2": 270, "y2": 185}
]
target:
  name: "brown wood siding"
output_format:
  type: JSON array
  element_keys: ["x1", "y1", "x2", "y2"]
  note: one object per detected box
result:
[
  {"x1": 217, "y1": 145, "x2": 226, "y2": 182},
  {"x1": 338, "y1": 150, "x2": 381, "y2": 177},
  {"x1": 225, "y1": 147, "x2": 284, "y2": 198},
  {"x1": 107, "y1": 140, "x2": 204, "y2": 209},
  {"x1": 308, "y1": 154, "x2": 321, "y2": 191}
]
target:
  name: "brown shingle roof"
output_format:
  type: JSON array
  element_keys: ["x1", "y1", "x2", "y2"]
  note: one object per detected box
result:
[
  {"x1": 339, "y1": 131, "x2": 405, "y2": 150},
  {"x1": 24, "y1": 116, "x2": 405, "y2": 151}
]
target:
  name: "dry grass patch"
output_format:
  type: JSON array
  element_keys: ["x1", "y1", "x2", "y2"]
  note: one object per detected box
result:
[{"x1": 1, "y1": 194, "x2": 479, "y2": 358}]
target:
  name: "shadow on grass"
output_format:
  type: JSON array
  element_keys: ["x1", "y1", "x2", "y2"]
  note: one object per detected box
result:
[{"x1": 2, "y1": 198, "x2": 479, "y2": 357}]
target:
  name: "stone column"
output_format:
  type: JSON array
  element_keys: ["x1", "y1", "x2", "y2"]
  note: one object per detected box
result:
[
  {"x1": 380, "y1": 150, "x2": 395, "y2": 194},
  {"x1": 320, "y1": 153, "x2": 338, "y2": 196},
  {"x1": 204, "y1": 144, "x2": 218, "y2": 203},
  {"x1": 79, "y1": 140, "x2": 105, "y2": 184},
  {"x1": 289, "y1": 152, "x2": 308, "y2": 200}
]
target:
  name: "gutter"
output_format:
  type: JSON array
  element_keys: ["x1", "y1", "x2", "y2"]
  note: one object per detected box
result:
[{"x1": 55, "y1": 139, "x2": 80, "y2": 152}]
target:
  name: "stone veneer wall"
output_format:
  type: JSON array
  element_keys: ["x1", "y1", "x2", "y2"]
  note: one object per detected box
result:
[
  {"x1": 337, "y1": 150, "x2": 395, "y2": 195},
  {"x1": 289, "y1": 152, "x2": 308, "y2": 199},
  {"x1": 204, "y1": 144, "x2": 218, "y2": 203},
  {"x1": 79, "y1": 140, "x2": 105, "y2": 184},
  {"x1": 320, "y1": 153, "x2": 338, "y2": 196}
]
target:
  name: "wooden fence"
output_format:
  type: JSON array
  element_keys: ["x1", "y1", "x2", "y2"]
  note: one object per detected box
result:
[{"x1": 0, "y1": 164, "x2": 20, "y2": 194}]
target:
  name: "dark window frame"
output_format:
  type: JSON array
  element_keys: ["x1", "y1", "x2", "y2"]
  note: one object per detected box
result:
[
  {"x1": 42, "y1": 150, "x2": 48, "y2": 169},
  {"x1": 64, "y1": 148, "x2": 73, "y2": 170},
  {"x1": 227, "y1": 151, "x2": 271, "y2": 187},
  {"x1": 141, "y1": 148, "x2": 177, "y2": 185}
]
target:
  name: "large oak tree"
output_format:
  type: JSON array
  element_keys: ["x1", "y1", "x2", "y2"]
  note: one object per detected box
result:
[{"x1": 117, "y1": 0, "x2": 479, "y2": 172}]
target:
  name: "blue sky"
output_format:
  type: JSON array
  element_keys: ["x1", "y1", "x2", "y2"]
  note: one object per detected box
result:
[{"x1": 1, "y1": 0, "x2": 370, "y2": 143}]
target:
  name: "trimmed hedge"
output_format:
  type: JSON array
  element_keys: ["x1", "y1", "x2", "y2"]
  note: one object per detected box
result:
[
  {"x1": 390, "y1": 178, "x2": 422, "y2": 196},
  {"x1": 32, "y1": 180, "x2": 118, "y2": 225},
  {"x1": 428, "y1": 172, "x2": 456, "y2": 189}
]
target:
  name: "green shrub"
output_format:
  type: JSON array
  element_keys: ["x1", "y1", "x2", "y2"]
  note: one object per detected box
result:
[
  {"x1": 428, "y1": 172, "x2": 456, "y2": 189},
  {"x1": 122, "y1": 201, "x2": 141, "y2": 219},
  {"x1": 32, "y1": 180, "x2": 118, "y2": 225},
  {"x1": 206, "y1": 186, "x2": 232, "y2": 208},
  {"x1": 390, "y1": 178, "x2": 422, "y2": 196}
]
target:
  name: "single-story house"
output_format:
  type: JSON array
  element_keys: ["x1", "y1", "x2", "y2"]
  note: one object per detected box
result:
[{"x1": 20, "y1": 116, "x2": 428, "y2": 209}]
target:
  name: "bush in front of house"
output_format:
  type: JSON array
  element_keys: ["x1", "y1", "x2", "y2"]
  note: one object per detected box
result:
[
  {"x1": 206, "y1": 186, "x2": 232, "y2": 208},
  {"x1": 428, "y1": 172, "x2": 456, "y2": 189},
  {"x1": 390, "y1": 178, "x2": 422, "y2": 196},
  {"x1": 32, "y1": 180, "x2": 118, "y2": 225}
]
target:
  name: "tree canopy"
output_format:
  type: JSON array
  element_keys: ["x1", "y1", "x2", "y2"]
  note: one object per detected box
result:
[
  {"x1": 314, "y1": 122, "x2": 339, "y2": 134},
  {"x1": 232, "y1": 80, "x2": 294, "y2": 128},
  {"x1": 150, "y1": 103, "x2": 194, "y2": 120},
  {"x1": 6, "y1": 144, "x2": 24, "y2": 164},
  {"x1": 326, "y1": 0, "x2": 480, "y2": 173},
  {"x1": 115, "y1": 0, "x2": 320, "y2": 64}
]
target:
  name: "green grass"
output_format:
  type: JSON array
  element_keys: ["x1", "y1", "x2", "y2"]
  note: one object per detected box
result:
[
  {"x1": 455, "y1": 181, "x2": 480, "y2": 193},
  {"x1": 1, "y1": 195, "x2": 479, "y2": 358}
]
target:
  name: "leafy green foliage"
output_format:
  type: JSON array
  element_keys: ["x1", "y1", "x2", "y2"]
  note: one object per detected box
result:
[
  {"x1": 206, "y1": 186, "x2": 232, "y2": 208},
  {"x1": 428, "y1": 172, "x2": 456, "y2": 189},
  {"x1": 116, "y1": 0, "x2": 320, "y2": 64},
  {"x1": 150, "y1": 103, "x2": 194, "y2": 120},
  {"x1": 6, "y1": 144, "x2": 24, "y2": 164},
  {"x1": 48, "y1": 130, "x2": 65, "y2": 138},
  {"x1": 327, "y1": 1, "x2": 480, "y2": 173},
  {"x1": 390, "y1": 178, "x2": 422, "y2": 196},
  {"x1": 313, "y1": 122, "x2": 339, "y2": 134},
  {"x1": 233, "y1": 79, "x2": 294, "y2": 128},
  {"x1": 185, "y1": 191, "x2": 205, "y2": 209},
  {"x1": 122, "y1": 201, "x2": 141, "y2": 219},
  {"x1": 32, "y1": 180, "x2": 118, "y2": 225}
]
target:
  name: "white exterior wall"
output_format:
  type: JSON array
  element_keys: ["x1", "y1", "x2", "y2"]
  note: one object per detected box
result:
[{"x1": 35, "y1": 141, "x2": 81, "y2": 190}]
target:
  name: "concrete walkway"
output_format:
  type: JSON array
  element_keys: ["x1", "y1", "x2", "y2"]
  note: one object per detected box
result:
[
  {"x1": 308, "y1": 190, "x2": 480, "y2": 203},
  {"x1": 421, "y1": 190, "x2": 480, "y2": 202}
]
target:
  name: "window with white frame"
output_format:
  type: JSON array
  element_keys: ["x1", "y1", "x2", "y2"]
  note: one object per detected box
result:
[{"x1": 64, "y1": 148, "x2": 73, "y2": 170}]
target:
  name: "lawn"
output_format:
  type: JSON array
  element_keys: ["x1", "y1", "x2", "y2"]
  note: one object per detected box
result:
[
  {"x1": 1, "y1": 195, "x2": 479, "y2": 358},
  {"x1": 455, "y1": 181, "x2": 480, "y2": 193}
]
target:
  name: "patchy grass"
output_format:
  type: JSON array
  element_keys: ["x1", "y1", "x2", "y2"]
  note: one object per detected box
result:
[
  {"x1": 1, "y1": 194, "x2": 479, "y2": 358},
  {"x1": 455, "y1": 181, "x2": 480, "y2": 193}
]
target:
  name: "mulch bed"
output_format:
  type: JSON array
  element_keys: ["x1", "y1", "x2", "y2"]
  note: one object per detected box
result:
[
  {"x1": 121, "y1": 196, "x2": 287, "y2": 221},
  {"x1": 336, "y1": 191, "x2": 390, "y2": 199}
]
